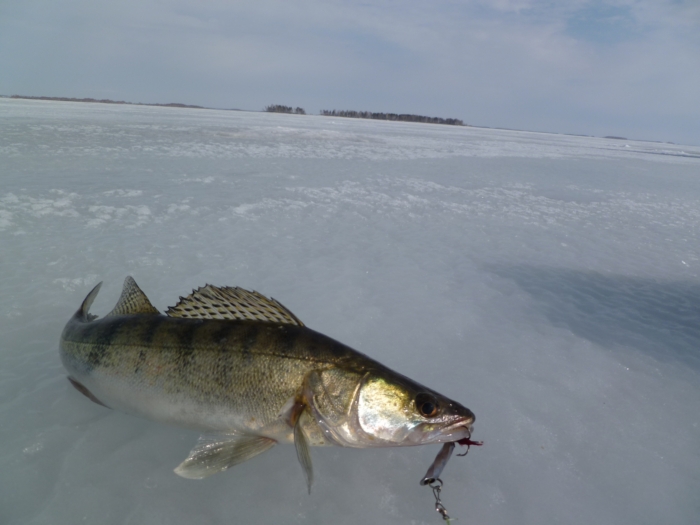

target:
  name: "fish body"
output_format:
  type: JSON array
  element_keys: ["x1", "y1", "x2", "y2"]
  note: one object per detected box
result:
[{"x1": 60, "y1": 277, "x2": 476, "y2": 487}]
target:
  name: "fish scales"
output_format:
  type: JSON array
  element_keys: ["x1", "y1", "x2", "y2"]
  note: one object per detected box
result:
[
  {"x1": 59, "y1": 277, "x2": 477, "y2": 489},
  {"x1": 62, "y1": 315, "x2": 373, "y2": 429}
]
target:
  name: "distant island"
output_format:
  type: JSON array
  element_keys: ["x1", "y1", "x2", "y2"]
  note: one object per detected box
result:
[
  {"x1": 265, "y1": 104, "x2": 306, "y2": 115},
  {"x1": 320, "y1": 109, "x2": 464, "y2": 126},
  {"x1": 266, "y1": 105, "x2": 464, "y2": 126}
]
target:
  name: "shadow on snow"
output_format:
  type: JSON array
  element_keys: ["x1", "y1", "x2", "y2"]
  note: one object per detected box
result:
[{"x1": 490, "y1": 264, "x2": 700, "y2": 370}]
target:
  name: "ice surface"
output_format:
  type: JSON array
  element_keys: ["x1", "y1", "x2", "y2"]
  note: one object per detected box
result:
[{"x1": 1, "y1": 98, "x2": 699, "y2": 524}]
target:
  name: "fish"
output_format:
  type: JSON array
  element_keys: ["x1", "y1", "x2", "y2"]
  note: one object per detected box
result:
[{"x1": 60, "y1": 276, "x2": 477, "y2": 492}]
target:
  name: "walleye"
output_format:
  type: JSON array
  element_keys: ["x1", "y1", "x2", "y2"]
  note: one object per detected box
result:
[{"x1": 60, "y1": 277, "x2": 477, "y2": 491}]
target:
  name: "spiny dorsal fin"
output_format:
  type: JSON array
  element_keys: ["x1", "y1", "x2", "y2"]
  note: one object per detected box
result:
[
  {"x1": 106, "y1": 276, "x2": 160, "y2": 317},
  {"x1": 165, "y1": 284, "x2": 304, "y2": 326}
]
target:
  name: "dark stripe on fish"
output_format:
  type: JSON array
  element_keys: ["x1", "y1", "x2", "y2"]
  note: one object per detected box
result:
[
  {"x1": 82, "y1": 317, "x2": 124, "y2": 371},
  {"x1": 134, "y1": 316, "x2": 163, "y2": 374},
  {"x1": 240, "y1": 324, "x2": 260, "y2": 362},
  {"x1": 277, "y1": 325, "x2": 300, "y2": 356},
  {"x1": 140, "y1": 315, "x2": 162, "y2": 346}
]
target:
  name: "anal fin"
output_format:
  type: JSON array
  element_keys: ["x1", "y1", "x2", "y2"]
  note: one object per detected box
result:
[
  {"x1": 174, "y1": 432, "x2": 276, "y2": 479},
  {"x1": 67, "y1": 377, "x2": 110, "y2": 408}
]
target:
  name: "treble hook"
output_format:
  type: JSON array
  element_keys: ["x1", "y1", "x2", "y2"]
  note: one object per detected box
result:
[{"x1": 456, "y1": 430, "x2": 484, "y2": 457}]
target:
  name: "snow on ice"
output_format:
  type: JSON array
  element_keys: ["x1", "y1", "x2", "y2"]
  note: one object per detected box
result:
[{"x1": 1, "y1": 98, "x2": 699, "y2": 524}]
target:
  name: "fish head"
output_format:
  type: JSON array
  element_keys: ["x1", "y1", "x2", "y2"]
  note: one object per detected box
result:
[
  {"x1": 354, "y1": 373, "x2": 476, "y2": 446},
  {"x1": 305, "y1": 368, "x2": 475, "y2": 448}
]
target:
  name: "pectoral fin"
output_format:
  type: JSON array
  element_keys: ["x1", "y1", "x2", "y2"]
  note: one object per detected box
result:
[
  {"x1": 279, "y1": 379, "x2": 316, "y2": 493},
  {"x1": 174, "y1": 433, "x2": 276, "y2": 480},
  {"x1": 294, "y1": 416, "x2": 314, "y2": 494}
]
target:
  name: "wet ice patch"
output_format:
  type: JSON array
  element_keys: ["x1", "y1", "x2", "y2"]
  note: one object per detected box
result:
[
  {"x1": 53, "y1": 274, "x2": 100, "y2": 291},
  {"x1": 230, "y1": 198, "x2": 311, "y2": 219},
  {"x1": 174, "y1": 175, "x2": 216, "y2": 184},
  {"x1": 166, "y1": 203, "x2": 191, "y2": 214},
  {"x1": 127, "y1": 256, "x2": 165, "y2": 268},
  {"x1": 86, "y1": 205, "x2": 151, "y2": 228},
  {"x1": 0, "y1": 191, "x2": 82, "y2": 233},
  {"x1": 23, "y1": 441, "x2": 45, "y2": 456},
  {"x1": 102, "y1": 190, "x2": 143, "y2": 197},
  {"x1": 0, "y1": 190, "x2": 80, "y2": 221},
  {"x1": 0, "y1": 209, "x2": 13, "y2": 230}
]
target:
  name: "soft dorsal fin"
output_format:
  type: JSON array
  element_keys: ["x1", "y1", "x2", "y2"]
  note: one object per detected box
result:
[
  {"x1": 106, "y1": 276, "x2": 160, "y2": 316},
  {"x1": 165, "y1": 284, "x2": 304, "y2": 326}
]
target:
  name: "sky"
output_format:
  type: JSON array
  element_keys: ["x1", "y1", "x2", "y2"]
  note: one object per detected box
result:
[{"x1": 1, "y1": 0, "x2": 699, "y2": 145}]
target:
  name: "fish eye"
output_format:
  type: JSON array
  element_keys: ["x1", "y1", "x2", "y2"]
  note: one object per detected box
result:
[{"x1": 415, "y1": 393, "x2": 439, "y2": 418}]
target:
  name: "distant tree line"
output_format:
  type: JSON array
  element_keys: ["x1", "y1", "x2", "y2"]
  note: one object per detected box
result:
[
  {"x1": 320, "y1": 109, "x2": 463, "y2": 126},
  {"x1": 7, "y1": 95, "x2": 463, "y2": 126},
  {"x1": 265, "y1": 105, "x2": 306, "y2": 115},
  {"x1": 9, "y1": 95, "x2": 204, "y2": 109}
]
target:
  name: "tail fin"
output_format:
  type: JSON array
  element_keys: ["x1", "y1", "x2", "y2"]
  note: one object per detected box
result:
[{"x1": 77, "y1": 282, "x2": 103, "y2": 321}]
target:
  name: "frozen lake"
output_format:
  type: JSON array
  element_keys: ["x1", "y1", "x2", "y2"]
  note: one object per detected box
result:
[{"x1": 1, "y1": 97, "x2": 699, "y2": 524}]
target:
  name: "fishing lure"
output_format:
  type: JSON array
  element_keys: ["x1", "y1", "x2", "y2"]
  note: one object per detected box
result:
[{"x1": 421, "y1": 436, "x2": 483, "y2": 521}]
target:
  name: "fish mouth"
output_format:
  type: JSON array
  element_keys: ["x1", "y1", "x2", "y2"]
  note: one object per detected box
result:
[
  {"x1": 440, "y1": 416, "x2": 475, "y2": 440},
  {"x1": 446, "y1": 412, "x2": 475, "y2": 431}
]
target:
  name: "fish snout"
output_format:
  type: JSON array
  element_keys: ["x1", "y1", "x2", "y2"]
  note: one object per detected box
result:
[
  {"x1": 453, "y1": 407, "x2": 474, "y2": 429},
  {"x1": 441, "y1": 408, "x2": 475, "y2": 440},
  {"x1": 462, "y1": 409, "x2": 475, "y2": 427}
]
